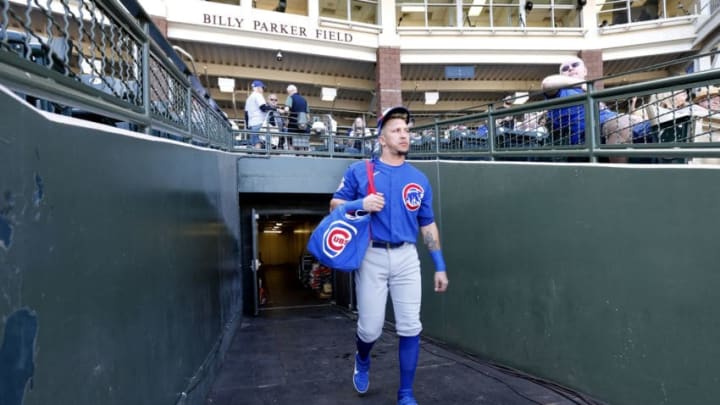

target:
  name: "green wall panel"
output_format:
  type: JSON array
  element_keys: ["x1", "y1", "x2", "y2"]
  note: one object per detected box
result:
[
  {"x1": 421, "y1": 162, "x2": 720, "y2": 405},
  {"x1": 235, "y1": 157, "x2": 720, "y2": 405},
  {"x1": 0, "y1": 91, "x2": 242, "y2": 405},
  {"x1": 6, "y1": 81, "x2": 720, "y2": 405}
]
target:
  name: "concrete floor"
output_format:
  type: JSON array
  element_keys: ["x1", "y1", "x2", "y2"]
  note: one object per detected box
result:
[{"x1": 205, "y1": 304, "x2": 602, "y2": 405}]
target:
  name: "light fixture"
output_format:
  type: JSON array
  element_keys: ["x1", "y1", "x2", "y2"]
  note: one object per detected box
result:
[
  {"x1": 513, "y1": 92, "x2": 529, "y2": 104},
  {"x1": 218, "y1": 77, "x2": 235, "y2": 93},
  {"x1": 321, "y1": 87, "x2": 337, "y2": 102},
  {"x1": 263, "y1": 229, "x2": 282, "y2": 234},
  {"x1": 400, "y1": 5, "x2": 426, "y2": 13},
  {"x1": 424, "y1": 91, "x2": 439, "y2": 105},
  {"x1": 276, "y1": 50, "x2": 283, "y2": 62},
  {"x1": 468, "y1": 0, "x2": 487, "y2": 16}
]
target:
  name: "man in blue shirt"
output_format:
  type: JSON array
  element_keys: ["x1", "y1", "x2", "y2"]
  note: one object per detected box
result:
[
  {"x1": 283, "y1": 84, "x2": 310, "y2": 150},
  {"x1": 542, "y1": 57, "x2": 641, "y2": 163},
  {"x1": 330, "y1": 106, "x2": 449, "y2": 405}
]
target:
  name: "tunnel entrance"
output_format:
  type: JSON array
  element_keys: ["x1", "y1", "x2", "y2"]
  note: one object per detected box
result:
[{"x1": 241, "y1": 194, "x2": 355, "y2": 316}]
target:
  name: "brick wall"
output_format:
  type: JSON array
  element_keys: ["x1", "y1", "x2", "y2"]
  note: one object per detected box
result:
[
  {"x1": 376, "y1": 47, "x2": 402, "y2": 117},
  {"x1": 580, "y1": 49, "x2": 604, "y2": 89},
  {"x1": 152, "y1": 16, "x2": 168, "y2": 38}
]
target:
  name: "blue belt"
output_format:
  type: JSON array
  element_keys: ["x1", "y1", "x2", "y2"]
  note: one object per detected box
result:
[{"x1": 371, "y1": 240, "x2": 405, "y2": 249}]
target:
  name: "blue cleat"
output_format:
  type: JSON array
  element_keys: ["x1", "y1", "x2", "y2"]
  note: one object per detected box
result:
[
  {"x1": 397, "y1": 394, "x2": 418, "y2": 405},
  {"x1": 398, "y1": 389, "x2": 418, "y2": 405},
  {"x1": 353, "y1": 353, "x2": 370, "y2": 394}
]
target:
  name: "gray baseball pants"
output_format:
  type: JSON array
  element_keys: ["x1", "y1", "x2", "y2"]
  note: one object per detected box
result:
[{"x1": 355, "y1": 243, "x2": 423, "y2": 343}]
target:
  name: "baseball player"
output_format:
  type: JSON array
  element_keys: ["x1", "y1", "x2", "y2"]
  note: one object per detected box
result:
[{"x1": 330, "y1": 106, "x2": 449, "y2": 405}]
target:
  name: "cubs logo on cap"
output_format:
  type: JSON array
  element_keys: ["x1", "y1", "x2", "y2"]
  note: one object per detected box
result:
[{"x1": 377, "y1": 106, "x2": 411, "y2": 133}]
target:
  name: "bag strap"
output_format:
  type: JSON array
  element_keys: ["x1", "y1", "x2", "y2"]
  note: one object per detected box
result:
[{"x1": 365, "y1": 159, "x2": 376, "y2": 195}]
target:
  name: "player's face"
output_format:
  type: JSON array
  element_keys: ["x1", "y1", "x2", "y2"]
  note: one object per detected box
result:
[{"x1": 380, "y1": 118, "x2": 410, "y2": 156}]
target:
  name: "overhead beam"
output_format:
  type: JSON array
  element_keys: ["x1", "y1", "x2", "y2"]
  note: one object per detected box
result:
[
  {"x1": 201, "y1": 62, "x2": 375, "y2": 91},
  {"x1": 603, "y1": 70, "x2": 669, "y2": 86},
  {"x1": 201, "y1": 62, "x2": 547, "y2": 93},
  {"x1": 401, "y1": 79, "x2": 541, "y2": 92},
  {"x1": 209, "y1": 88, "x2": 373, "y2": 113}
]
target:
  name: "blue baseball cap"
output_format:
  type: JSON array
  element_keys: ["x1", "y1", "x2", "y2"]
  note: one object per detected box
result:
[
  {"x1": 251, "y1": 80, "x2": 265, "y2": 88},
  {"x1": 377, "y1": 106, "x2": 411, "y2": 134}
]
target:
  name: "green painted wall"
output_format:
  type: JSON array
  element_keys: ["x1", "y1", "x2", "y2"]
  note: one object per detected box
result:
[
  {"x1": 5, "y1": 79, "x2": 720, "y2": 405},
  {"x1": 237, "y1": 158, "x2": 720, "y2": 405},
  {"x1": 419, "y1": 161, "x2": 720, "y2": 405},
  {"x1": 0, "y1": 91, "x2": 242, "y2": 405}
]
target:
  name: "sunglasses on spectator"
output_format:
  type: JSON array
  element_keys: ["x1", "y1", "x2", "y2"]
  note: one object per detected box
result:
[
  {"x1": 269, "y1": 98, "x2": 277, "y2": 101},
  {"x1": 560, "y1": 61, "x2": 582, "y2": 72}
]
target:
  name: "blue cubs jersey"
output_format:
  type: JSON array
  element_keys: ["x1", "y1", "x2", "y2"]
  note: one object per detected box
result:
[{"x1": 333, "y1": 158, "x2": 435, "y2": 244}]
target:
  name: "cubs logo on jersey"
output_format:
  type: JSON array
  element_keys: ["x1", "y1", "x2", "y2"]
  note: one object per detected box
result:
[
  {"x1": 402, "y1": 183, "x2": 424, "y2": 211},
  {"x1": 322, "y1": 219, "x2": 358, "y2": 258}
]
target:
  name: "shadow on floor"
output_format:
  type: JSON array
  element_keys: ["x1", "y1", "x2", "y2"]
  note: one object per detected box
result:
[{"x1": 206, "y1": 306, "x2": 603, "y2": 405}]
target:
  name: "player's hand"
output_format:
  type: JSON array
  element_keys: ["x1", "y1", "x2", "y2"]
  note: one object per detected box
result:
[
  {"x1": 434, "y1": 271, "x2": 449, "y2": 293},
  {"x1": 363, "y1": 192, "x2": 385, "y2": 212}
]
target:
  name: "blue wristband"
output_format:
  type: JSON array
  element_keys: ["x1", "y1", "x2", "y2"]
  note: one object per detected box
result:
[
  {"x1": 343, "y1": 198, "x2": 364, "y2": 212},
  {"x1": 430, "y1": 250, "x2": 446, "y2": 272}
]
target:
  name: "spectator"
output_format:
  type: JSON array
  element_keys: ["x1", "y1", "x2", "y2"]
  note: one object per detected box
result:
[
  {"x1": 694, "y1": 86, "x2": 720, "y2": 112},
  {"x1": 244, "y1": 80, "x2": 274, "y2": 149},
  {"x1": 645, "y1": 90, "x2": 698, "y2": 125},
  {"x1": 496, "y1": 95, "x2": 516, "y2": 131},
  {"x1": 517, "y1": 111, "x2": 548, "y2": 135},
  {"x1": 690, "y1": 85, "x2": 720, "y2": 165},
  {"x1": 266, "y1": 93, "x2": 285, "y2": 131},
  {"x1": 283, "y1": 84, "x2": 310, "y2": 150},
  {"x1": 266, "y1": 93, "x2": 288, "y2": 149},
  {"x1": 346, "y1": 116, "x2": 371, "y2": 153},
  {"x1": 542, "y1": 56, "x2": 640, "y2": 163}
]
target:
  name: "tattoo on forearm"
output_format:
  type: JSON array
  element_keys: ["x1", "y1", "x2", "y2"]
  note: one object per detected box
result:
[{"x1": 423, "y1": 230, "x2": 440, "y2": 251}]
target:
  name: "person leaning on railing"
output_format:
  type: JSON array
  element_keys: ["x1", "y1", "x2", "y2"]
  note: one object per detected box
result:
[
  {"x1": 283, "y1": 84, "x2": 311, "y2": 151},
  {"x1": 690, "y1": 86, "x2": 720, "y2": 165},
  {"x1": 542, "y1": 56, "x2": 642, "y2": 163}
]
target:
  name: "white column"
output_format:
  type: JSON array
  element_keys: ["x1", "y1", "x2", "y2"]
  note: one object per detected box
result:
[
  {"x1": 378, "y1": 0, "x2": 401, "y2": 47},
  {"x1": 307, "y1": 0, "x2": 319, "y2": 18},
  {"x1": 240, "y1": 0, "x2": 252, "y2": 12},
  {"x1": 582, "y1": 0, "x2": 600, "y2": 47}
]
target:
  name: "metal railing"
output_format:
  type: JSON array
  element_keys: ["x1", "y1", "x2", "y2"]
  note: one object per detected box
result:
[
  {"x1": 232, "y1": 52, "x2": 720, "y2": 164},
  {"x1": 0, "y1": 0, "x2": 233, "y2": 150},
  {"x1": 409, "y1": 54, "x2": 720, "y2": 163},
  {"x1": 3, "y1": 1, "x2": 719, "y2": 162}
]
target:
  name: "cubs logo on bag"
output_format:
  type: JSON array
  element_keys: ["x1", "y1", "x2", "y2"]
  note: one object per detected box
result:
[
  {"x1": 307, "y1": 159, "x2": 376, "y2": 272},
  {"x1": 307, "y1": 208, "x2": 371, "y2": 272},
  {"x1": 322, "y1": 219, "x2": 357, "y2": 258}
]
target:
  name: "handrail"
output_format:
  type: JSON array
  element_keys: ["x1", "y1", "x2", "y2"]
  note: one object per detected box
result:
[
  {"x1": 408, "y1": 63, "x2": 720, "y2": 162},
  {"x1": 0, "y1": 0, "x2": 232, "y2": 150}
]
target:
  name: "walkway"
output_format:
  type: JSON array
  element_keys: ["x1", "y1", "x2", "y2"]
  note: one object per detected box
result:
[{"x1": 205, "y1": 305, "x2": 602, "y2": 405}]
